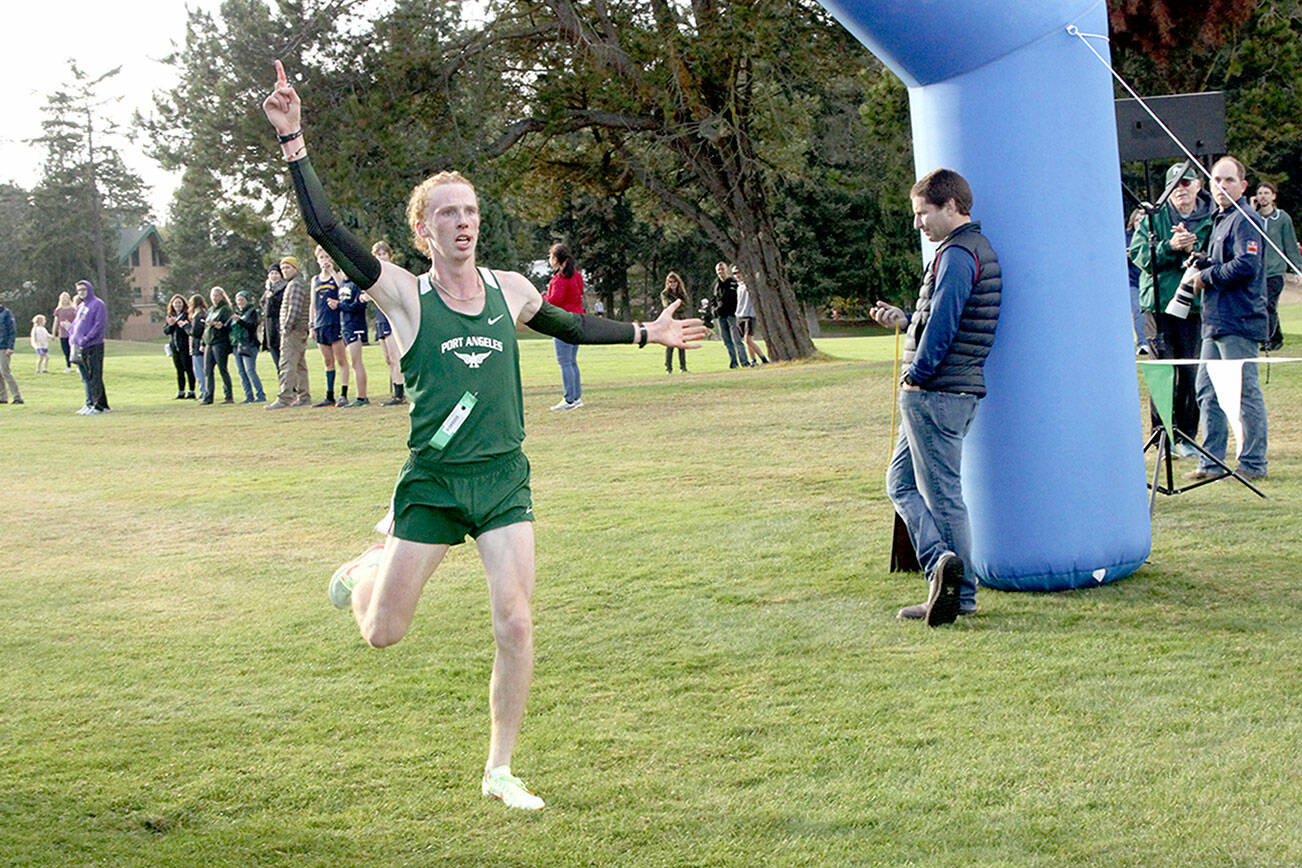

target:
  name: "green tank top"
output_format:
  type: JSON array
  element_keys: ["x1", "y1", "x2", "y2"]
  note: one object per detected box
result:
[{"x1": 402, "y1": 267, "x2": 524, "y2": 465}]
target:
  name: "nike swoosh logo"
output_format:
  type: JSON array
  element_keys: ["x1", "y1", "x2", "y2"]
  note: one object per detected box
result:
[{"x1": 487, "y1": 315, "x2": 504, "y2": 325}]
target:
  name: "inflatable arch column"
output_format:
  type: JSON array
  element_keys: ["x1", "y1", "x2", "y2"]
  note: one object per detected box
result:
[{"x1": 816, "y1": 0, "x2": 1151, "y2": 590}]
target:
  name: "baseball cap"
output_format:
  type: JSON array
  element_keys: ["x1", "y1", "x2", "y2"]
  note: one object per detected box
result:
[{"x1": 1166, "y1": 163, "x2": 1199, "y2": 186}]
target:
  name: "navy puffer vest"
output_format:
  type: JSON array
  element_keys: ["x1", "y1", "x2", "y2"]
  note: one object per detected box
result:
[{"x1": 903, "y1": 221, "x2": 1001, "y2": 396}]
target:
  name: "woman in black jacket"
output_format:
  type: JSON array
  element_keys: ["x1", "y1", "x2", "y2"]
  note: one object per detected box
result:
[{"x1": 163, "y1": 294, "x2": 196, "y2": 398}]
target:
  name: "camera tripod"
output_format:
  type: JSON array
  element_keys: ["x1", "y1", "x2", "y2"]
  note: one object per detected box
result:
[{"x1": 1143, "y1": 424, "x2": 1265, "y2": 511}]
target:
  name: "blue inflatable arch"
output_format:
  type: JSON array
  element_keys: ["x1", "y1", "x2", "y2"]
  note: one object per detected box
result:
[{"x1": 815, "y1": 0, "x2": 1151, "y2": 591}]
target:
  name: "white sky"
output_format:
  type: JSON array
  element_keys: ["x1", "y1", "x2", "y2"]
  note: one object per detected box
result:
[{"x1": 0, "y1": 1, "x2": 229, "y2": 221}]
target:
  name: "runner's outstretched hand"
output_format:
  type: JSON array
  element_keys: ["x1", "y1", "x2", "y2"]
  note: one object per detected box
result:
[
  {"x1": 262, "y1": 59, "x2": 301, "y2": 136},
  {"x1": 646, "y1": 300, "x2": 708, "y2": 349}
]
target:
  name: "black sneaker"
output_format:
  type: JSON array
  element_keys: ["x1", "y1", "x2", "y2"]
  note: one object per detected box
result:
[
  {"x1": 898, "y1": 602, "x2": 976, "y2": 621},
  {"x1": 380, "y1": 396, "x2": 407, "y2": 406},
  {"x1": 924, "y1": 553, "x2": 964, "y2": 627}
]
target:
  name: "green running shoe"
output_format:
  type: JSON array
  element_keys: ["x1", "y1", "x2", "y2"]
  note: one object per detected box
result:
[
  {"x1": 481, "y1": 766, "x2": 544, "y2": 810},
  {"x1": 329, "y1": 543, "x2": 384, "y2": 609}
]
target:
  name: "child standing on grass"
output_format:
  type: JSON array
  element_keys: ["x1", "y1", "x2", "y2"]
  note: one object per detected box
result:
[{"x1": 30, "y1": 315, "x2": 51, "y2": 374}]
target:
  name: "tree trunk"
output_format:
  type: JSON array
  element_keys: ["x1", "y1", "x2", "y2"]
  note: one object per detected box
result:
[{"x1": 726, "y1": 179, "x2": 816, "y2": 361}]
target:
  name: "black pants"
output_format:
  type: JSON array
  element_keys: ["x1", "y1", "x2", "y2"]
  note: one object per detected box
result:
[
  {"x1": 60, "y1": 336, "x2": 71, "y2": 368},
  {"x1": 266, "y1": 326, "x2": 280, "y2": 371},
  {"x1": 665, "y1": 345, "x2": 687, "y2": 371},
  {"x1": 1148, "y1": 310, "x2": 1201, "y2": 437},
  {"x1": 171, "y1": 346, "x2": 195, "y2": 392},
  {"x1": 1265, "y1": 275, "x2": 1284, "y2": 349},
  {"x1": 79, "y1": 343, "x2": 109, "y2": 411},
  {"x1": 205, "y1": 343, "x2": 233, "y2": 401}
]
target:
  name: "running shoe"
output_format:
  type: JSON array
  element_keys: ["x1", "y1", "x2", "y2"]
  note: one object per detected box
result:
[
  {"x1": 481, "y1": 767, "x2": 544, "y2": 810},
  {"x1": 328, "y1": 543, "x2": 384, "y2": 609}
]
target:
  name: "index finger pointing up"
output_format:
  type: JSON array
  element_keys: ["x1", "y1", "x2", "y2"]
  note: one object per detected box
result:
[{"x1": 274, "y1": 59, "x2": 286, "y2": 86}]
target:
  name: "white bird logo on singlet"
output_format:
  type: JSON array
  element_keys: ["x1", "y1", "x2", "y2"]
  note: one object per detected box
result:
[{"x1": 454, "y1": 350, "x2": 492, "y2": 369}]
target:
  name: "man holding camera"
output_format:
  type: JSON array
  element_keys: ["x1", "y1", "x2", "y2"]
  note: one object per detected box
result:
[
  {"x1": 871, "y1": 168, "x2": 1001, "y2": 626},
  {"x1": 1183, "y1": 156, "x2": 1269, "y2": 482},
  {"x1": 1128, "y1": 163, "x2": 1214, "y2": 456}
]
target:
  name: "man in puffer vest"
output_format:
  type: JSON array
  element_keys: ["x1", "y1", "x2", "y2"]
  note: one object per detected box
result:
[{"x1": 871, "y1": 168, "x2": 1002, "y2": 626}]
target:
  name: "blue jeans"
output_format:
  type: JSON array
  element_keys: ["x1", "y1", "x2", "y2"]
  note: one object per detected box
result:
[
  {"x1": 235, "y1": 347, "x2": 264, "y2": 401},
  {"x1": 1194, "y1": 333, "x2": 1268, "y2": 475},
  {"x1": 717, "y1": 315, "x2": 746, "y2": 367},
  {"x1": 1129, "y1": 281, "x2": 1146, "y2": 349},
  {"x1": 192, "y1": 354, "x2": 207, "y2": 400},
  {"x1": 886, "y1": 388, "x2": 980, "y2": 607},
  {"x1": 554, "y1": 339, "x2": 581, "y2": 403}
]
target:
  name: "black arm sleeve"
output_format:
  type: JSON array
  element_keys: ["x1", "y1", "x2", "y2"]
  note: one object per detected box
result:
[
  {"x1": 524, "y1": 301, "x2": 636, "y2": 344},
  {"x1": 288, "y1": 156, "x2": 382, "y2": 291}
]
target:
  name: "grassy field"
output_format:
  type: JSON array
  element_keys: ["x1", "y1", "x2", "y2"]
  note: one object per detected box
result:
[{"x1": 3, "y1": 315, "x2": 1302, "y2": 867}]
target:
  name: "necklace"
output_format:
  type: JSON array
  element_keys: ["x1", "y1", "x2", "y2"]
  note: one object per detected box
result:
[{"x1": 429, "y1": 268, "x2": 483, "y2": 301}]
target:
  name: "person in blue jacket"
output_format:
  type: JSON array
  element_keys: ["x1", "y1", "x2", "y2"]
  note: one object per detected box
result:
[
  {"x1": 871, "y1": 169, "x2": 1002, "y2": 627},
  {"x1": 337, "y1": 275, "x2": 370, "y2": 406},
  {"x1": 0, "y1": 301, "x2": 22, "y2": 404},
  {"x1": 1184, "y1": 156, "x2": 1269, "y2": 482}
]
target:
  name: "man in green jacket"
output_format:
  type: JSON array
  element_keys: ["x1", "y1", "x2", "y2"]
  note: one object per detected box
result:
[
  {"x1": 1252, "y1": 180, "x2": 1299, "y2": 351},
  {"x1": 1128, "y1": 163, "x2": 1215, "y2": 454}
]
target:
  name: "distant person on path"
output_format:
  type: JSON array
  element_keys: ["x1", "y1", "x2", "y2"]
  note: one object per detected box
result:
[
  {"x1": 337, "y1": 272, "x2": 371, "y2": 406},
  {"x1": 187, "y1": 294, "x2": 209, "y2": 401},
  {"x1": 69, "y1": 280, "x2": 109, "y2": 415},
  {"x1": 710, "y1": 262, "x2": 747, "y2": 369},
  {"x1": 232, "y1": 291, "x2": 266, "y2": 403},
  {"x1": 0, "y1": 301, "x2": 21, "y2": 404},
  {"x1": 267, "y1": 255, "x2": 312, "y2": 409},
  {"x1": 202, "y1": 287, "x2": 236, "y2": 405},
  {"x1": 261, "y1": 264, "x2": 286, "y2": 370},
  {"x1": 1252, "y1": 180, "x2": 1299, "y2": 351},
  {"x1": 1183, "y1": 156, "x2": 1270, "y2": 482},
  {"x1": 733, "y1": 266, "x2": 769, "y2": 366},
  {"x1": 30, "y1": 315, "x2": 51, "y2": 375},
  {"x1": 660, "y1": 272, "x2": 691, "y2": 373},
  {"x1": 870, "y1": 168, "x2": 1001, "y2": 626},
  {"x1": 263, "y1": 59, "x2": 704, "y2": 811},
  {"x1": 368, "y1": 241, "x2": 406, "y2": 405},
  {"x1": 52, "y1": 292, "x2": 77, "y2": 371},
  {"x1": 163, "y1": 294, "x2": 196, "y2": 398},
  {"x1": 545, "y1": 243, "x2": 584, "y2": 410}
]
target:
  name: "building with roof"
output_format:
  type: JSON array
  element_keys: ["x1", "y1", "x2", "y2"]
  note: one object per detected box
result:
[{"x1": 117, "y1": 225, "x2": 170, "y2": 340}]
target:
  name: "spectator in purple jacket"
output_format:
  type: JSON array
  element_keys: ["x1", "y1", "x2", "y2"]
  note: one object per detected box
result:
[{"x1": 69, "y1": 279, "x2": 110, "y2": 414}]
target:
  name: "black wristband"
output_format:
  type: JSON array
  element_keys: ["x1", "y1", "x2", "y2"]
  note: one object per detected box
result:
[
  {"x1": 637, "y1": 323, "x2": 648, "y2": 348},
  {"x1": 277, "y1": 130, "x2": 303, "y2": 144}
]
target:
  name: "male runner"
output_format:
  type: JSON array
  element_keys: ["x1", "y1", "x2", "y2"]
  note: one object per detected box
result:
[{"x1": 263, "y1": 61, "x2": 704, "y2": 810}]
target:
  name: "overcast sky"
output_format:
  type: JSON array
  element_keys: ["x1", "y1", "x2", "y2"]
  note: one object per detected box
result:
[{"x1": 1, "y1": 1, "x2": 223, "y2": 221}]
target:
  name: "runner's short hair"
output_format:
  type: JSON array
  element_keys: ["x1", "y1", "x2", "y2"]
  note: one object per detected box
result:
[
  {"x1": 911, "y1": 168, "x2": 973, "y2": 214},
  {"x1": 407, "y1": 171, "x2": 477, "y2": 257}
]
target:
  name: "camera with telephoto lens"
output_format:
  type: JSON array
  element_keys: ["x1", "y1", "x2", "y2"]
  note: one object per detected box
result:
[{"x1": 1165, "y1": 253, "x2": 1211, "y2": 320}]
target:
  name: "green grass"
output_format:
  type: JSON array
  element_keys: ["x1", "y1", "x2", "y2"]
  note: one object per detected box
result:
[{"x1": 3, "y1": 315, "x2": 1302, "y2": 867}]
